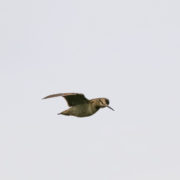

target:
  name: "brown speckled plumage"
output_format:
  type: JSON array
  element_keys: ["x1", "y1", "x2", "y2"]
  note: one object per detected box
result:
[{"x1": 42, "y1": 93, "x2": 114, "y2": 117}]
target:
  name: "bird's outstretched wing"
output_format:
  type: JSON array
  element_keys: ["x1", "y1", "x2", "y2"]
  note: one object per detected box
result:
[{"x1": 42, "y1": 93, "x2": 89, "y2": 106}]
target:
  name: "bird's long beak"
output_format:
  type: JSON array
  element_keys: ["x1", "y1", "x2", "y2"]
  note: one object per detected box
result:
[{"x1": 107, "y1": 105, "x2": 114, "y2": 111}]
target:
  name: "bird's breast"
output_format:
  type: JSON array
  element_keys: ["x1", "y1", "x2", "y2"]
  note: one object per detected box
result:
[{"x1": 70, "y1": 103, "x2": 99, "y2": 117}]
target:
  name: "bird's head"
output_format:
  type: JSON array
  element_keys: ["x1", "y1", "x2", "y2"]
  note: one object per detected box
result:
[{"x1": 97, "y1": 98, "x2": 114, "y2": 111}]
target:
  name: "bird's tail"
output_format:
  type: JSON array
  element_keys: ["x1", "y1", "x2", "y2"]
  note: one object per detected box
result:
[{"x1": 57, "y1": 110, "x2": 70, "y2": 116}]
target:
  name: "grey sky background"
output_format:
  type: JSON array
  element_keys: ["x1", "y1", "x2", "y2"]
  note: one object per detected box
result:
[{"x1": 0, "y1": 0, "x2": 180, "y2": 179}]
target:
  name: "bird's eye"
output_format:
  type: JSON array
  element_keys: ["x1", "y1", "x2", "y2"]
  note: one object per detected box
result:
[{"x1": 105, "y1": 99, "x2": 109, "y2": 105}]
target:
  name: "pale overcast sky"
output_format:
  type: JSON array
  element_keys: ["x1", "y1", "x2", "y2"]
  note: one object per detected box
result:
[{"x1": 0, "y1": 0, "x2": 180, "y2": 179}]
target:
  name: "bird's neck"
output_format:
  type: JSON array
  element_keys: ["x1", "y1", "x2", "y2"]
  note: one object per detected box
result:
[{"x1": 90, "y1": 100, "x2": 100, "y2": 111}]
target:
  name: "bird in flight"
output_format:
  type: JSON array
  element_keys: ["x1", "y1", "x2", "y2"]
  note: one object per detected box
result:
[{"x1": 42, "y1": 93, "x2": 114, "y2": 117}]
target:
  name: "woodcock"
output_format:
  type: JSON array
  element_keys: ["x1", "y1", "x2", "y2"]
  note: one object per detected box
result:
[{"x1": 42, "y1": 93, "x2": 114, "y2": 117}]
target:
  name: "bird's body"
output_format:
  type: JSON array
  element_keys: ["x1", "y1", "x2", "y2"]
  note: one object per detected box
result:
[
  {"x1": 43, "y1": 93, "x2": 114, "y2": 117},
  {"x1": 60, "y1": 102, "x2": 99, "y2": 117}
]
